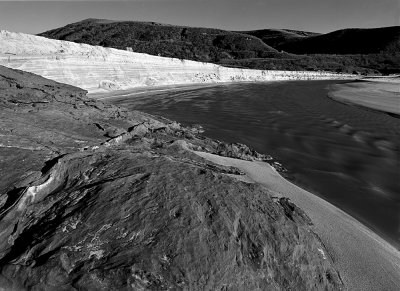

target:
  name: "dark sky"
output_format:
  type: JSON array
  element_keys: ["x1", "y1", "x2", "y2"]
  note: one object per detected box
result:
[{"x1": 0, "y1": 0, "x2": 398, "y2": 34}]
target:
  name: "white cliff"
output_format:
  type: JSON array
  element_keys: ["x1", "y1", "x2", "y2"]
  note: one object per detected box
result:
[{"x1": 0, "y1": 30, "x2": 355, "y2": 93}]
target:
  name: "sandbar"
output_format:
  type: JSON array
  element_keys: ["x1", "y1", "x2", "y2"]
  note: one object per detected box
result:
[{"x1": 328, "y1": 78, "x2": 400, "y2": 116}]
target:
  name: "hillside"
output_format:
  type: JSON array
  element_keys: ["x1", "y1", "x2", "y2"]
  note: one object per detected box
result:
[
  {"x1": 0, "y1": 65, "x2": 344, "y2": 289},
  {"x1": 39, "y1": 18, "x2": 281, "y2": 63},
  {"x1": 242, "y1": 29, "x2": 320, "y2": 48},
  {"x1": 274, "y1": 26, "x2": 400, "y2": 55},
  {"x1": 241, "y1": 26, "x2": 400, "y2": 74},
  {"x1": 39, "y1": 19, "x2": 400, "y2": 74}
]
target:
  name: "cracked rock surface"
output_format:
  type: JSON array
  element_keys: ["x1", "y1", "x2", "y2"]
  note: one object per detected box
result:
[{"x1": 0, "y1": 66, "x2": 343, "y2": 290}]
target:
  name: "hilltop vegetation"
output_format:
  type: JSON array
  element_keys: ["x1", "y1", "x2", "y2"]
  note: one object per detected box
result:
[
  {"x1": 220, "y1": 53, "x2": 399, "y2": 75},
  {"x1": 274, "y1": 26, "x2": 400, "y2": 55},
  {"x1": 242, "y1": 29, "x2": 320, "y2": 48},
  {"x1": 40, "y1": 19, "x2": 281, "y2": 62},
  {"x1": 39, "y1": 19, "x2": 400, "y2": 74}
]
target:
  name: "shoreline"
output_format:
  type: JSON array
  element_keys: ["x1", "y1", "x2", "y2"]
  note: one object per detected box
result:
[
  {"x1": 89, "y1": 82, "x2": 232, "y2": 100},
  {"x1": 98, "y1": 80, "x2": 400, "y2": 289},
  {"x1": 193, "y1": 151, "x2": 400, "y2": 290},
  {"x1": 99, "y1": 80, "x2": 399, "y2": 251},
  {"x1": 89, "y1": 79, "x2": 349, "y2": 101},
  {"x1": 279, "y1": 166, "x2": 400, "y2": 251},
  {"x1": 328, "y1": 78, "x2": 400, "y2": 116}
]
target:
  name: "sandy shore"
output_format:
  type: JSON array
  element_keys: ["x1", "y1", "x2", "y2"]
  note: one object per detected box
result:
[
  {"x1": 328, "y1": 79, "x2": 400, "y2": 115},
  {"x1": 361, "y1": 75, "x2": 400, "y2": 83},
  {"x1": 88, "y1": 83, "x2": 227, "y2": 100},
  {"x1": 194, "y1": 151, "x2": 400, "y2": 291}
]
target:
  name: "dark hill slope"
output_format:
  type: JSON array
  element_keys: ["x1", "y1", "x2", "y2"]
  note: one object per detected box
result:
[
  {"x1": 275, "y1": 26, "x2": 400, "y2": 54},
  {"x1": 39, "y1": 18, "x2": 281, "y2": 63},
  {"x1": 242, "y1": 29, "x2": 320, "y2": 48},
  {"x1": 39, "y1": 19, "x2": 400, "y2": 74}
]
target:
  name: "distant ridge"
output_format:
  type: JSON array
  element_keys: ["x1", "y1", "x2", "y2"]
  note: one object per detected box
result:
[
  {"x1": 39, "y1": 19, "x2": 400, "y2": 74},
  {"x1": 241, "y1": 29, "x2": 320, "y2": 49},
  {"x1": 273, "y1": 26, "x2": 400, "y2": 55},
  {"x1": 39, "y1": 18, "x2": 280, "y2": 63}
]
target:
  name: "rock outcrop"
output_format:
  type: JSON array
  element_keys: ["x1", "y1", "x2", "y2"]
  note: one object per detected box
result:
[
  {"x1": 0, "y1": 30, "x2": 355, "y2": 94},
  {"x1": 0, "y1": 66, "x2": 344, "y2": 289}
]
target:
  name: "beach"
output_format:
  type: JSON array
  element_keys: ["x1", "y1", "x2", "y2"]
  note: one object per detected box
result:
[
  {"x1": 194, "y1": 151, "x2": 400, "y2": 291},
  {"x1": 329, "y1": 77, "x2": 400, "y2": 116}
]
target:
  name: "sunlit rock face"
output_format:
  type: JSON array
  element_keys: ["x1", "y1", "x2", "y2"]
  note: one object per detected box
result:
[{"x1": 0, "y1": 30, "x2": 353, "y2": 93}]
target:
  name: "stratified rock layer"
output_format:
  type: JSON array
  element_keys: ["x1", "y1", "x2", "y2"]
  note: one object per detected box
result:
[
  {"x1": 0, "y1": 30, "x2": 354, "y2": 94},
  {"x1": 0, "y1": 66, "x2": 343, "y2": 289}
]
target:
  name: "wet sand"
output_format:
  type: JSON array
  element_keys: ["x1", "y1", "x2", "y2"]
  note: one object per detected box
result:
[
  {"x1": 194, "y1": 151, "x2": 400, "y2": 291},
  {"x1": 329, "y1": 79, "x2": 400, "y2": 116}
]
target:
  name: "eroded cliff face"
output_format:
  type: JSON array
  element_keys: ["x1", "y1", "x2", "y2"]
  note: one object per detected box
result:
[
  {"x1": 0, "y1": 30, "x2": 354, "y2": 94},
  {"x1": 0, "y1": 66, "x2": 344, "y2": 289}
]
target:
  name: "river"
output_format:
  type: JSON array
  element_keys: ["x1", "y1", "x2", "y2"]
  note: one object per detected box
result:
[{"x1": 104, "y1": 80, "x2": 400, "y2": 248}]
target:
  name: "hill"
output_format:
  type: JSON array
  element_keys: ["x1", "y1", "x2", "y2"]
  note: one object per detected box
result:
[
  {"x1": 274, "y1": 26, "x2": 400, "y2": 55},
  {"x1": 39, "y1": 18, "x2": 281, "y2": 63},
  {"x1": 39, "y1": 19, "x2": 400, "y2": 74},
  {"x1": 242, "y1": 29, "x2": 320, "y2": 48}
]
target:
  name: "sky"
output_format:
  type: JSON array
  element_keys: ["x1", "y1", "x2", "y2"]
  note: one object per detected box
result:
[{"x1": 0, "y1": 0, "x2": 398, "y2": 35}]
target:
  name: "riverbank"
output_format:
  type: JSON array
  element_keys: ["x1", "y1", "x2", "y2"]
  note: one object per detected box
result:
[
  {"x1": 100, "y1": 80, "x2": 400, "y2": 289},
  {"x1": 0, "y1": 30, "x2": 356, "y2": 94},
  {"x1": 194, "y1": 151, "x2": 400, "y2": 291},
  {"x1": 328, "y1": 78, "x2": 400, "y2": 116},
  {"x1": 103, "y1": 80, "x2": 399, "y2": 248},
  {"x1": 88, "y1": 83, "x2": 227, "y2": 100}
]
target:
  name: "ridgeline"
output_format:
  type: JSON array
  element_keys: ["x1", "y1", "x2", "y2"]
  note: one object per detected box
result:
[{"x1": 40, "y1": 19, "x2": 400, "y2": 75}]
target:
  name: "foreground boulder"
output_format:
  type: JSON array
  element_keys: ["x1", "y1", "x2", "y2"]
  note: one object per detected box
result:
[{"x1": 0, "y1": 66, "x2": 343, "y2": 290}]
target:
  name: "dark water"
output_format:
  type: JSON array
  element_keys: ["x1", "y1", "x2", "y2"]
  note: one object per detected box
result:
[{"x1": 107, "y1": 81, "x2": 400, "y2": 248}]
